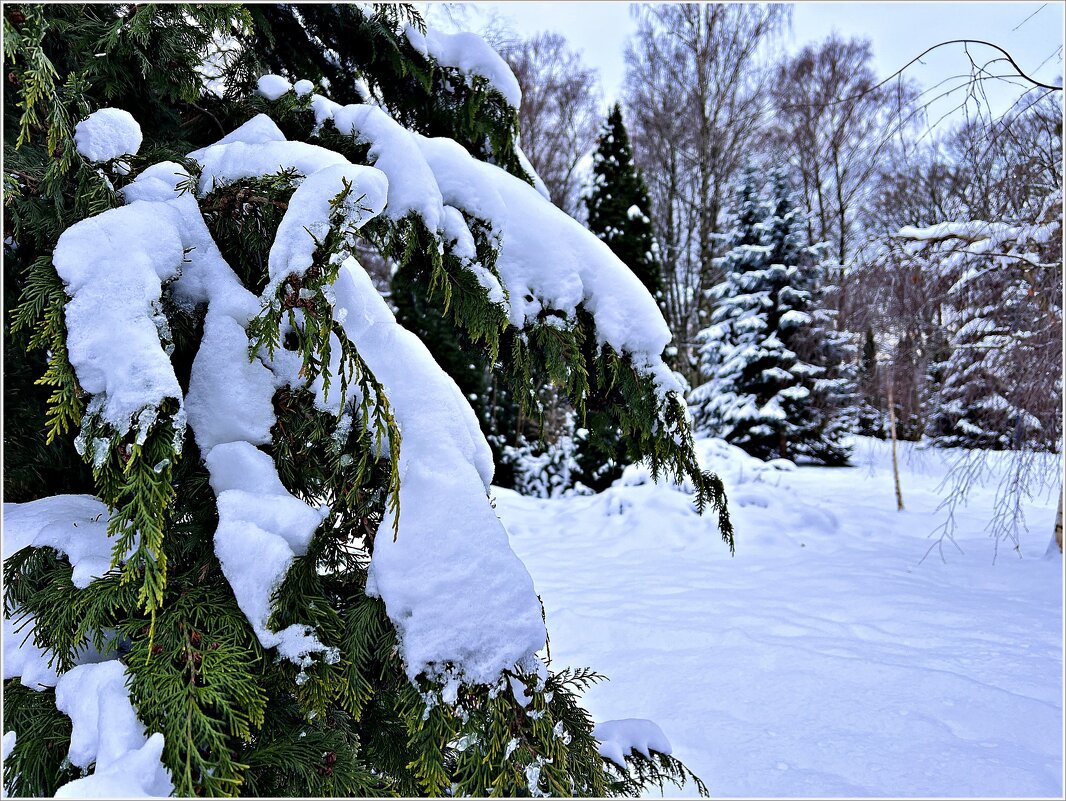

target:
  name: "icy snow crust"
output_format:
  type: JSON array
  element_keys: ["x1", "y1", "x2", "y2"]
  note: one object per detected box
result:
[{"x1": 73, "y1": 107, "x2": 143, "y2": 162}]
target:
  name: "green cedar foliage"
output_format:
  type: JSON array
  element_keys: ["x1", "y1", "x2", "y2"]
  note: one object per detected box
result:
[{"x1": 3, "y1": 4, "x2": 727, "y2": 797}]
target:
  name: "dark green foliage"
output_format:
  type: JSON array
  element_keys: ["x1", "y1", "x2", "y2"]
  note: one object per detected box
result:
[
  {"x1": 855, "y1": 327, "x2": 885, "y2": 438},
  {"x1": 247, "y1": 3, "x2": 533, "y2": 181},
  {"x1": 1, "y1": 683, "x2": 80, "y2": 796},
  {"x1": 3, "y1": 4, "x2": 725, "y2": 796}
]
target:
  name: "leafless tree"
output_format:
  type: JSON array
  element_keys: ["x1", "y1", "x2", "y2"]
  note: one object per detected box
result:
[
  {"x1": 878, "y1": 93, "x2": 1063, "y2": 558},
  {"x1": 623, "y1": 3, "x2": 789, "y2": 381},
  {"x1": 770, "y1": 36, "x2": 922, "y2": 331},
  {"x1": 497, "y1": 32, "x2": 602, "y2": 218}
]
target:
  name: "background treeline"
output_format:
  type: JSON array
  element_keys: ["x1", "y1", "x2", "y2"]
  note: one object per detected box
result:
[{"x1": 444, "y1": 4, "x2": 1062, "y2": 496}]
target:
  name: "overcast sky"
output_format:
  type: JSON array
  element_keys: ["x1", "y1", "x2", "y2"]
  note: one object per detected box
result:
[{"x1": 424, "y1": 1, "x2": 1064, "y2": 127}]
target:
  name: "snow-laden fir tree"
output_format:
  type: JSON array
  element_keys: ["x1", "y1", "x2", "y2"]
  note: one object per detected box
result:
[
  {"x1": 855, "y1": 327, "x2": 885, "y2": 438},
  {"x1": 689, "y1": 166, "x2": 854, "y2": 465},
  {"x1": 2, "y1": 4, "x2": 730, "y2": 797}
]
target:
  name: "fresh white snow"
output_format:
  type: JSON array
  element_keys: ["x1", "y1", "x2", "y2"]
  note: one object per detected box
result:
[
  {"x1": 403, "y1": 25, "x2": 522, "y2": 108},
  {"x1": 2, "y1": 495, "x2": 118, "y2": 589},
  {"x1": 498, "y1": 435, "x2": 1063, "y2": 797},
  {"x1": 593, "y1": 718, "x2": 673, "y2": 769},
  {"x1": 52, "y1": 201, "x2": 188, "y2": 437},
  {"x1": 73, "y1": 108, "x2": 142, "y2": 162}
]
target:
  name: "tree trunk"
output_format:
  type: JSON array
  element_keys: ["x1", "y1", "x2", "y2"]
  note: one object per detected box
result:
[
  {"x1": 887, "y1": 376, "x2": 904, "y2": 511},
  {"x1": 1055, "y1": 490, "x2": 1063, "y2": 553}
]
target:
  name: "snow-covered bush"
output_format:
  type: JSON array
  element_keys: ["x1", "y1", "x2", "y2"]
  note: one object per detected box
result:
[{"x1": 3, "y1": 4, "x2": 724, "y2": 797}]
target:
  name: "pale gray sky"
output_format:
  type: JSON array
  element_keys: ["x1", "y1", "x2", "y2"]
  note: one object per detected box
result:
[{"x1": 422, "y1": 1, "x2": 1064, "y2": 126}]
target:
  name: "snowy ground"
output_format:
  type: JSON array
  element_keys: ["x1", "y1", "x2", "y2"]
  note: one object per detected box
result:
[{"x1": 497, "y1": 436, "x2": 1064, "y2": 798}]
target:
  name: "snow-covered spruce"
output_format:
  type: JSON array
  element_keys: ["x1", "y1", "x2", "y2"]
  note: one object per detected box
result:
[{"x1": 689, "y1": 166, "x2": 855, "y2": 465}]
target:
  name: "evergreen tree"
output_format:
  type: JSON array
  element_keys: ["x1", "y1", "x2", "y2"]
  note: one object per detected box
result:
[
  {"x1": 573, "y1": 104, "x2": 665, "y2": 490},
  {"x1": 689, "y1": 167, "x2": 854, "y2": 465},
  {"x1": 855, "y1": 327, "x2": 885, "y2": 438},
  {"x1": 3, "y1": 4, "x2": 730, "y2": 797},
  {"x1": 584, "y1": 104, "x2": 662, "y2": 301},
  {"x1": 895, "y1": 187, "x2": 1062, "y2": 452}
]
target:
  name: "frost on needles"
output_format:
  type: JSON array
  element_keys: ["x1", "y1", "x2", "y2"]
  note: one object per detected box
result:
[{"x1": 3, "y1": 4, "x2": 726, "y2": 797}]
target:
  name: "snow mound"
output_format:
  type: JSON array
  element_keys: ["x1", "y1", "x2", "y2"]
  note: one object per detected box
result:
[
  {"x1": 256, "y1": 73, "x2": 293, "y2": 101},
  {"x1": 52, "y1": 201, "x2": 187, "y2": 436},
  {"x1": 73, "y1": 108, "x2": 142, "y2": 162},
  {"x1": 326, "y1": 258, "x2": 545, "y2": 684},
  {"x1": 186, "y1": 114, "x2": 286, "y2": 162}
]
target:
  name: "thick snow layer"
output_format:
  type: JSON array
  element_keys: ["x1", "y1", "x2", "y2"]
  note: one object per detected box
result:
[
  {"x1": 2, "y1": 495, "x2": 118, "y2": 588},
  {"x1": 328, "y1": 103, "x2": 444, "y2": 230},
  {"x1": 1, "y1": 731, "x2": 14, "y2": 761},
  {"x1": 52, "y1": 202, "x2": 187, "y2": 434},
  {"x1": 403, "y1": 25, "x2": 521, "y2": 108},
  {"x1": 308, "y1": 98, "x2": 507, "y2": 307},
  {"x1": 186, "y1": 312, "x2": 276, "y2": 452},
  {"x1": 186, "y1": 114, "x2": 286, "y2": 163},
  {"x1": 195, "y1": 139, "x2": 348, "y2": 196},
  {"x1": 53, "y1": 661, "x2": 173, "y2": 798},
  {"x1": 593, "y1": 718, "x2": 672, "y2": 769},
  {"x1": 2, "y1": 497, "x2": 119, "y2": 692},
  {"x1": 54, "y1": 734, "x2": 171, "y2": 798},
  {"x1": 206, "y1": 441, "x2": 332, "y2": 666},
  {"x1": 415, "y1": 134, "x2": 681, "y2": 395},
  {"x1": 3, "y1": 615, "x2": 61, "y2": 690},
  {"x1": 73, "y1": 108, "x2": 142, "y2": 162},
  {"x1": 124, "y1": 158, "x2": 334, "y2": 666},
  {"x1": 328, "y1": 257, "x2": 545, "y2": 684},
  {"x1": 191, "y1": 107, "x2": 544, "y2": 683},
  {"x1": 499, "y1": 436, "x2": 1062, "y2": 797}
]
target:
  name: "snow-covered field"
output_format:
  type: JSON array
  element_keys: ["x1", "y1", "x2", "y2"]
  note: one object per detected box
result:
[{"x1": 497, "y1": 436, "x2": 1064, "y2": 798}]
